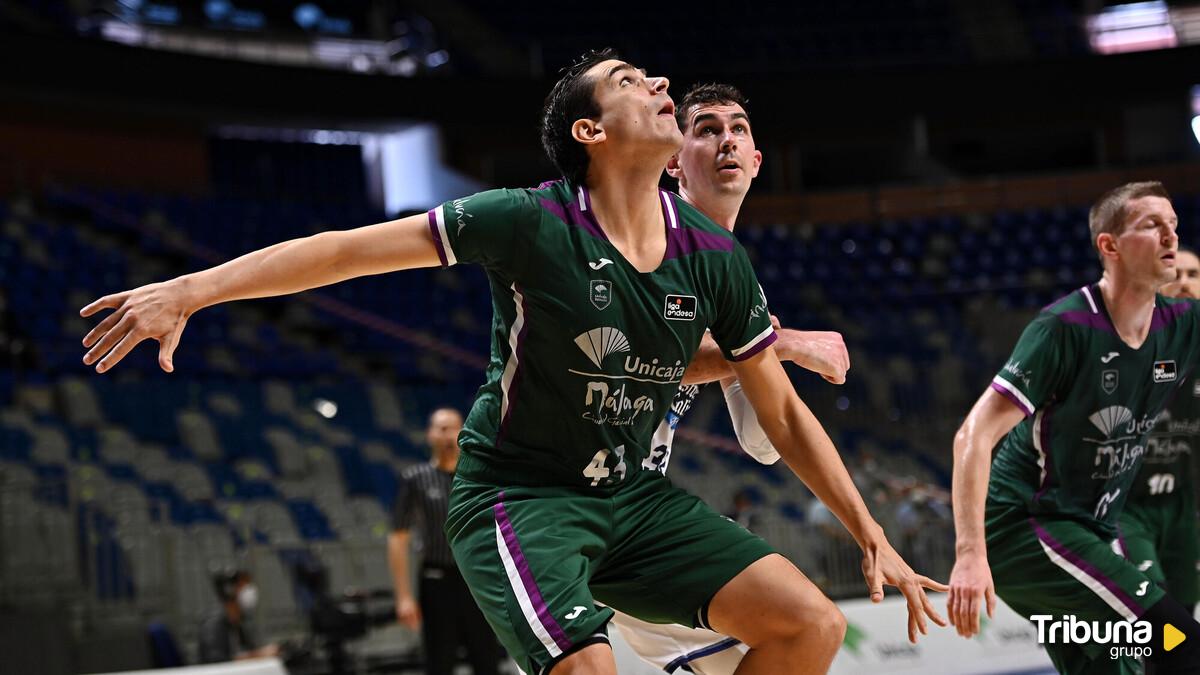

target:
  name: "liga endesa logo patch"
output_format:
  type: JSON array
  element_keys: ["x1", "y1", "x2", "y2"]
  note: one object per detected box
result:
[
  {"x1": 663, "y1": 295, "x2": 696, "y2": 321},
  {"x1": 1031, "y1": 615, "x2": 1187, "y2": 660}
]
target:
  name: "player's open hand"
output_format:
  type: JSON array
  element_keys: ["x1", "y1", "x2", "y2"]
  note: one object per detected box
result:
[
  {"x1": 783, "y1": 330, "x2": 850, "y2": 385},
  {"x1": 947, "y1": 551, "x2": 996, "y2": 638},
  {"x1": 861, "y1": 537, "x2": 949, "y2": 643},
  {"x1": 81, "y1": 279, "x2": 193, "y2": 373}
]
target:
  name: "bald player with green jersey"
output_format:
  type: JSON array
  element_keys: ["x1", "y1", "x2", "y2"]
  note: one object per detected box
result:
[
  {"x1": 79, "y1": 49, "x2": 944, "y2": 675},
  {"x1": 948, "y1": 182, "x2": 1200, "y2": 674},
  {"x1": 1120, "y1": 247, "x2": 1200, "y2": 617}
]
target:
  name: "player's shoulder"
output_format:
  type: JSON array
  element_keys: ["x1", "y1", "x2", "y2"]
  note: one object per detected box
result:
[
  {"x1": 1155, "y1": 293, "x2": 1200, "y2": 323},
  {"x1": 671, "y1": 191, "x2": 735, "y2": 240},
  {"x1": 1033, "y1": 285, "x2": 1108, "y2": 335},
  {"x1": 665, "y1": 190, "x2": 740, "y2": 263}
]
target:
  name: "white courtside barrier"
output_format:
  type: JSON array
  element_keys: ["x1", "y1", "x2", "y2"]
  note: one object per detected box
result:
[{"x1": 94, "y1": 658, "x2": 288, "y2": 675}]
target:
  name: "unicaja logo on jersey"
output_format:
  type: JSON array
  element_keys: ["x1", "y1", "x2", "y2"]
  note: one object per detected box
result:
[
  {"x1": 1089, "y1": 406, "x2": 1134, "y2": 437},
  {"x1": 1086, "y1": 405, "x2": 1158, "y2": 481},
  {"x1": 574, "y1": 327, "x2": 631, "y2": 368}
]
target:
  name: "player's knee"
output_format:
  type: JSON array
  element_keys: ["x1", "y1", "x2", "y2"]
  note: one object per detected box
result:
[
  {"x1": 770, "y1": 593, "x2": 844, "y2": 646},
  {"x1": 804, "y1": 599, "x2": 847, "y2": 649},
  {"x1": 828, "y1": 603, "x2": 848, "y2": 643}
]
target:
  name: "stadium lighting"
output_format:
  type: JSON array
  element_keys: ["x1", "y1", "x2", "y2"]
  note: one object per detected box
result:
[
  {"x1": 1193, "y1": 86, "x2": 1200, "y2": 146},
  {"x1": 1086, "y1": 1, "x2": 1178, "y2": 54},
  {"x1": 313, "y1": 398, "x2": 338, "y2": 419}
]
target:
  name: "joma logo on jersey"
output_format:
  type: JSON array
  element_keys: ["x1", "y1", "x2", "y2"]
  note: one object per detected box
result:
[
  {"x1": 663, "y1": 295, "x2": 697, "y2": 321},
  {"x1": 1153, "y1": 360, "x2": 1177, "y2": 383}
]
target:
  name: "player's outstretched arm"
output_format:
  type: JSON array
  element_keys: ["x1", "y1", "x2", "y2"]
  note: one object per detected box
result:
[
  {"x1": 80, "y1": 213, "x2": 441, "y2": 373},
  {"x1": 947, "y1": 388, "x2": 1025, "y2": 639},
  {"x1": 730, "y1": 348, "x2": 948, "y2": 643},
  {"x1": 682, "y1": 328, "x2": 849, "y2": 385}
]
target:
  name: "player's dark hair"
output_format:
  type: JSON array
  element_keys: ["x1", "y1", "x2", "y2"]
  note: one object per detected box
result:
[
  {"x1": 540, "y1": 48, "x2": 618, "y2": 189},
  {"x1": 674, "y1": 83, "x2": 750, "y2": 132},
  {"x1": 1088, "y1": 181, "x2": 1171, "y2": 263}
]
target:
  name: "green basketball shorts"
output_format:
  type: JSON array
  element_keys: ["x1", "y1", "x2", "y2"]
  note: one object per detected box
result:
[
  {"x1": 1119, "y1": 495, "x2": 1200, "y2": 607},
  {"x1": 986, "y1": 503, "x2": 1166, "y2": 674},
  {"x1": 444, "y1": 467, "x2": 774, "y2": 675}
]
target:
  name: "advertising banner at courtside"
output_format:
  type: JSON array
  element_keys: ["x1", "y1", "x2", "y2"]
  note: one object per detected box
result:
[{"x1": 830, "y1": 594, "x2": 1053, "y2": 675}]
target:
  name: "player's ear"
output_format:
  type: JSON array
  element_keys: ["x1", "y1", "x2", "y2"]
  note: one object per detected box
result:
[
  {"x1": 749, "y1": 149, "x2": 763, "y2": 179},
  {"x1": 1096, "y1": 232, "x2": 1119, "y2": 261},
  {"x1": 665, "y1": 154, "x2": 683, "y2": 180},
  {"x1": 572, "y1": 118, "x2": 605, "y2": 146}
]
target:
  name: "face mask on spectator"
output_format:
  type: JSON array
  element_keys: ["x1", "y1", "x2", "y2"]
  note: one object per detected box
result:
[{"x1": 237, "y1": 584, "x2": 259, "y2": 612}]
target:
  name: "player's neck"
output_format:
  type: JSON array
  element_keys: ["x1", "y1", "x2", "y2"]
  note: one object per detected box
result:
[
  {"x1": 1098, "y1": 274, "x2": 1157, "y2": 349},
  {"x1": 586, "y1": 164, "x2": 668, "y2": 272},
  {"x1": 679, "y1": 186, "x2": 741, "y2": 231}
]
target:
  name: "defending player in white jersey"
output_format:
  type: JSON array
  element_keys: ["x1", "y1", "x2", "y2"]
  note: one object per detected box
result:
[{"x1": 609, "y1": 82, "x2": 853, "y2": 675}]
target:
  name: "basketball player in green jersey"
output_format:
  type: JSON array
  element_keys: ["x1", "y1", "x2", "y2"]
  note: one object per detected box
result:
[
  {"x1": 1120, "y1": 247, "x2": 1200, "y2": 617},
  {"x1": 947, "y1": 182, "x2": 1200, "y2": 673},
  {"x1": 80, "y1": 50, "x2": 943, "y2": 675}
]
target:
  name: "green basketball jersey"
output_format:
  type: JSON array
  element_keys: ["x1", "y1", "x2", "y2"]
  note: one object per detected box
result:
[
  {"x1": 1129, "y1": 374, "x2": 1199, "y2": 502},
  {"x1": 426, "y1": 181, "x2": 775, "y2": 489},
  {"x1": 987, "y1": 283, "x2": 1200, "y2": 537}
]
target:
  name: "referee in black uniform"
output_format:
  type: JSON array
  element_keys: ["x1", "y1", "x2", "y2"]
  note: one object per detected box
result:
[{"x1": 388, "y1": 407, "x2": 502, "y2": 675}]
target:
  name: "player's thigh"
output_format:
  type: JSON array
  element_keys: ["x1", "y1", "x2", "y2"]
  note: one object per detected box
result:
[
  {"x1": 590, "y1": 471, "x2": 774, "y2": 627},
  {"x1": 988, "y1": 508, "x2": 1163, "y2": 662},
  {"x1": 1118, "y1": 504, "x2": 1167, "y2": 587},
  {"x1": 1157, "y1": 504, "x2": 1200, "y2": 604},
  {"x1": 705, "y1": 553, "x2": 842, "y2": 646},
  {"x1": 446, "y1": 479, "x2": 613, "y2": 675}
]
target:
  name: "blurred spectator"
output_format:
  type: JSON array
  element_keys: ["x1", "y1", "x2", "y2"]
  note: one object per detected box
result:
[
  {"x1": 388, "y1": 407, "x2": 502, "y2": 675},
  {"x1": 0, "y1": 290, "x2": 34, "y2": 370},
  {"x1": 725, "y1": 488, "x2": 761, "y2": 532},
  {"x1": 197, "y1": 568, "x2": 281, "y2": 663}
]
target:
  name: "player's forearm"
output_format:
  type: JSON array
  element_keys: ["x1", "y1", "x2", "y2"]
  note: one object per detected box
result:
[
  {"x1": 768, "y1": 400, "x2": 885, "y2": 546},
  {"x1": 732, "y1": 351, "x2": 884, "y2": 544},
  {"x1": 951, "y1": 427, "x2": 996, "y2": 555},
  {"x1": 681, "y1": 329, "x2": 811, "y2": 385}
]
